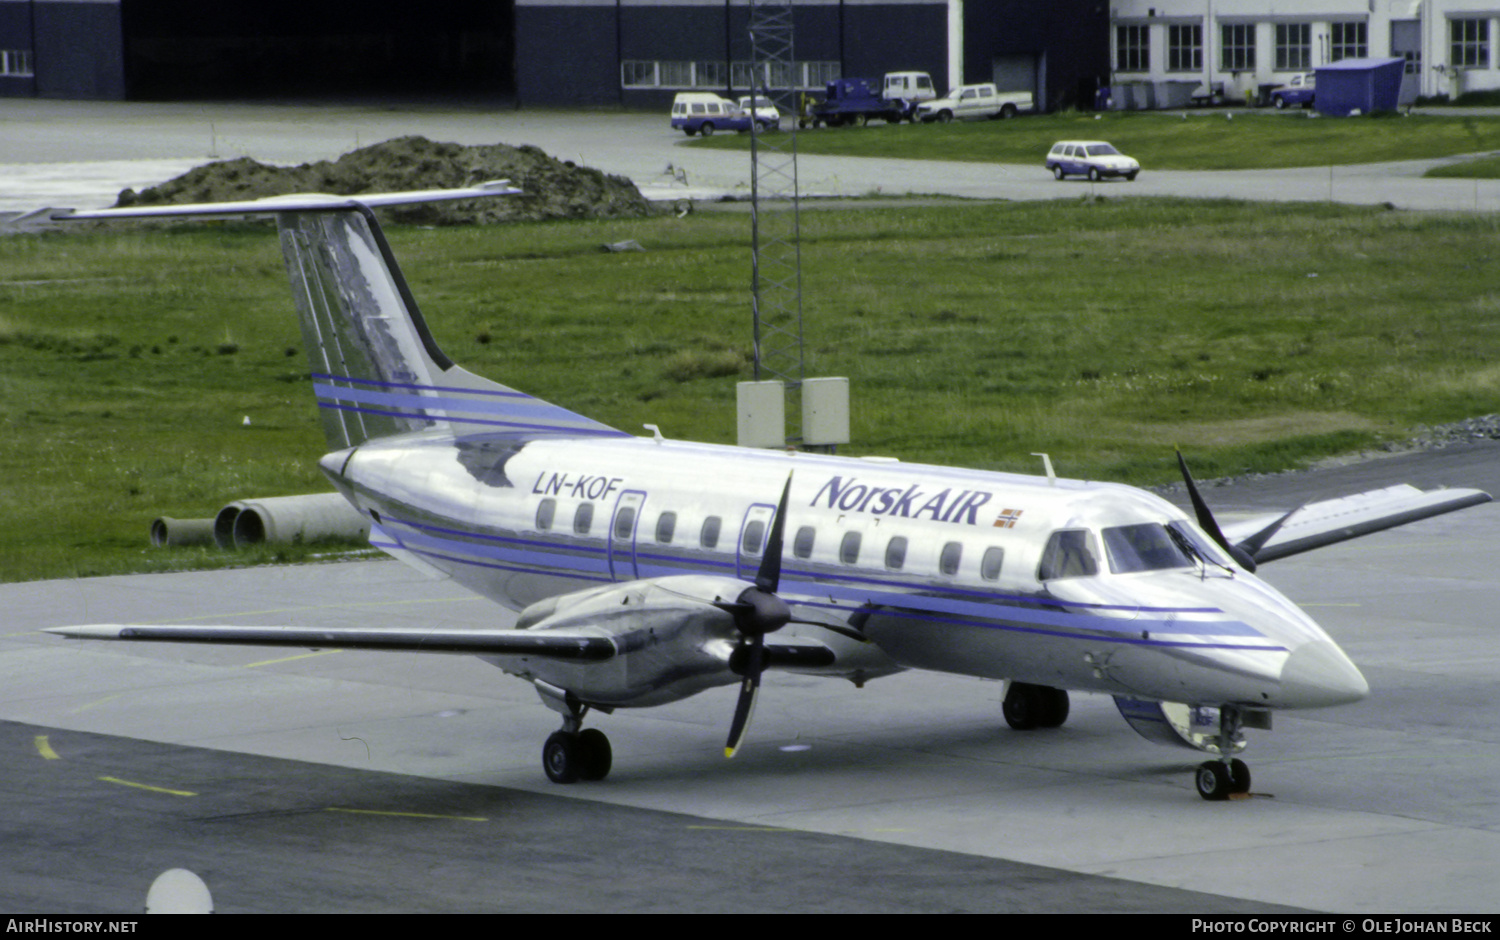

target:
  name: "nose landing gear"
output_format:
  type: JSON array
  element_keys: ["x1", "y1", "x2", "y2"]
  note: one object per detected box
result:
[{"x1": 1195, "y1": 706, "x2": 1252, "y2": 800}]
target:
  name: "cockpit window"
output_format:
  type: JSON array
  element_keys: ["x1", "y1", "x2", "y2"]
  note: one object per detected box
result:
[
  {"x1": 1037, "y1": 529, "x2": 1099, "y2": 580},
  {"x1": 1102, "y1": 523, "x2": 1194, "y2": 573}
]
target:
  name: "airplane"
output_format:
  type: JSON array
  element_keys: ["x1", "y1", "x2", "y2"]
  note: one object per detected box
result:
[{"x1": 45, "y1": 183, "x2": 1491, "y2": 800}]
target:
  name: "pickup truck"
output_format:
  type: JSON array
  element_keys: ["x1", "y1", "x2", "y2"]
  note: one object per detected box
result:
[
  {"x1": 1270, "y1": 73, "x2": 1315, "y2": 109},
  {"x1": 914, "y1": 83, "x2": 1035, "y2": 122}
]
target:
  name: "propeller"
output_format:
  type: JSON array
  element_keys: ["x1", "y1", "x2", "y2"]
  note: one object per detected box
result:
[
  {"x1": 718, "y1": 473, "x2": 795, "y2": 758},
  {"x1": 1175, "y1": 450, "x2": 1262, "y2": 573}
]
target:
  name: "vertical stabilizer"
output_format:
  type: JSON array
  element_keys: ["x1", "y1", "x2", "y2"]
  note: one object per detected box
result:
[{"x1": 58, "y1": 186, "x2": 625, "y2": 449}]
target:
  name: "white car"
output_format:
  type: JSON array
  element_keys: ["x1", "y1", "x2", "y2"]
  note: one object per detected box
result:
[
  {"x1": 737, "y1": 96, "x2": 782, "y2": 130},
  {"x1": 1045, "y1": 140, "x2": 1140, "y2": 182}
]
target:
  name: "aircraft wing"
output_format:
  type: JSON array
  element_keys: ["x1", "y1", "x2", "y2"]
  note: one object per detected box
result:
[
  {"x1": 1219, "y1": 484, "x2": 1491, "y2": 564},
  {"x1": 44, "y1": 623, "x2": 617, "y2": 659}
]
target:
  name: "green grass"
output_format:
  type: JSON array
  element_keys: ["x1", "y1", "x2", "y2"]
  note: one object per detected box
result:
[
  {"x1": 1425, "y1": 154, "x2": 1500, "y2": 178},
  {"x1": 690, "y1": 110, "x2": 1500, "y2": 169},
  {"x1": 5, "y1": 199, "x2": 1500, "y2": 582}
]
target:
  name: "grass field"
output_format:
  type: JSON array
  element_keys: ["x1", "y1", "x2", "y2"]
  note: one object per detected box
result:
[
  {"x1": 4, "y1": 198, "x2": 1500, "y2": 582},
  {"x1": 690, "y1": 110, "x2": 1500, "y2": 170}
]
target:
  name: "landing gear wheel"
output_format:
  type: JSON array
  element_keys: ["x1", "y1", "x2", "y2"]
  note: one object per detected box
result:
[
  {"x1": 1228, "y1": 758, "x2": 1251, "y2": 794},
  {"x1": 543, "y1": 731, "x2": 581, "y2": 784},
  {"x1": 1003, "y1": 683, "x2": 1070, "y2": 730},
  {"x1": 577, "y1": 728, "x2": 613, "y2": 782},
  {"x1": 1196, "y1": 760, "x2": 1234, "y2": 800}
]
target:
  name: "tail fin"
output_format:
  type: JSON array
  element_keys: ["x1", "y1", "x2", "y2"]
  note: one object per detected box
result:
[{"x1": 59, "y1": 185, "x2": 624, "y2": 449}]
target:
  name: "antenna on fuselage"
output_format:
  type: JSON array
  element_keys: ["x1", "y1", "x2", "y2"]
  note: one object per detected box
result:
[{"x1": 1032, "y1": 452, "x2": 1057, "y2": 485}]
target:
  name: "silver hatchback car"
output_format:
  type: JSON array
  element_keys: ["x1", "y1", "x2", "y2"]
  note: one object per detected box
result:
[{"x1": 1045, "y1": 140, "x2": 1140, "y2": 181}]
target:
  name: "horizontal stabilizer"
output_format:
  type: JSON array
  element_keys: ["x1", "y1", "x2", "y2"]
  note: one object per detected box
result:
[
  {"x1": 1221, "y1": 484, "x2": 1492, "y2": 563},
  {"x1": 45, "y1": 623, "x2": 616, "y2": 660},
  {"x1": 52, "y1": 182, "x2": 521, "y2": 221}
]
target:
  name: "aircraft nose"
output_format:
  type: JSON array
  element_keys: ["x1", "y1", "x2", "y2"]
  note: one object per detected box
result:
[{"x1": 1278, "y1": 640, "x2": 1369, "y2": 708}]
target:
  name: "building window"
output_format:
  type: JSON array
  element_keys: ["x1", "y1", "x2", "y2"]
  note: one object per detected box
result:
[
  {"x1": 621, "y1": 61, "x2": 657, "y2": 88},
  {"x1": 729, "y1": 60, "x2": 840, "y2": 92},
  {"x1": 1221, "y1": 24, "x2": 1255, "y2": 71},
  {"x1": 1168, "y1": 24, "x2": 1202, "y2": 72},
  {"x1": 1452, "y1": 19, "x2": 1491, "y2": 69},
  {"x1": 1330, "y1": 22, "x2": 1367, "y2": 62},
  {"x1": 693, "y1": 61, "x2": 726, "y2": 88},
  {"x1": 1116, "y1": 24, "x2": 1149, "y2": 72},
  {"x1": 1276, "y1": 23, "x2": 1311, "y2": 71},
  {"x1": 0, "y1": 50, "x2": 32, "y2": 77}
]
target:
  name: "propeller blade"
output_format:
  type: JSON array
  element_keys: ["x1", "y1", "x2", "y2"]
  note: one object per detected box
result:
[
  {"x1": 755, "y1": 473, "x2": 793, "y2": 593},
  {"x1": 1235, "y1": 508, "x2": 1297, "y2": 561},
  {"x1": 1176, "y1": 450, "x2": 1258, "y2": 573},
  {"x1": 725, "y1": 638, "x2": 764, "y2": 757}
]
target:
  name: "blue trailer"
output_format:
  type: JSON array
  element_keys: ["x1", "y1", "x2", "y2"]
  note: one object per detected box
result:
[{"x1": 1314, "y1": 58, "x2": 1407, "y2": 116}]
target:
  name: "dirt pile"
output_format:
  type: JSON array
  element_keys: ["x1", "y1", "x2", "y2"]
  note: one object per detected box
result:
[{"x1": 115, "y1": 136, "x2": 653, "y2": 225}]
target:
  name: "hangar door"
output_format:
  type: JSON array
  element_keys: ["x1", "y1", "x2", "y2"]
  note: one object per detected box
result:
[{"x1": 992, "y1": 54, "x2": 1041, "y2": 98}]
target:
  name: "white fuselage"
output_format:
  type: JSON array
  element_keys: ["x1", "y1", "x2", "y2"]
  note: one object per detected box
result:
[{"x1": 322, "y1": 431, "x2": 1368, "y2": 711}]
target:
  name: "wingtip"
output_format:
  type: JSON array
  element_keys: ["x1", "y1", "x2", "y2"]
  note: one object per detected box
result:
[{"x1": 44, "y1": 624, "x2": 127, "y2": 639}]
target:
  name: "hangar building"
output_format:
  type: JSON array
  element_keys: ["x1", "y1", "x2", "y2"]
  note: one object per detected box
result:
[
  {"x1": 0, "y1": 0, "x2": 1109, "y2": 111},
  {"x1": 1108, "y1": 0, "x2": 1500, "y2": 106}
]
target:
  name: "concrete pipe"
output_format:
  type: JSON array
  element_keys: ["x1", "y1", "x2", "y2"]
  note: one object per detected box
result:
[
  {"x1": 229, "y1": 493, "x2": 370, "y2": 549},
  {"x1": 150, "y1": 517, "x2": 217, "y2": 547}
]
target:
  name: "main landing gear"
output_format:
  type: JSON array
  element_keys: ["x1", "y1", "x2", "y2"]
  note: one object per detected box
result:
[
  {"x1": 1002, "y1": 681, "x2": 1070, "y2": 730},
  {"x1": 543, "y1": 727, "x2": 612, "y2": 784},
  {"x1": 535, "y1": 680, "x2": 613, "y2": 784},
  {"x1": 1194, "y1": 705, "x2": 1253, "y2": 801}
]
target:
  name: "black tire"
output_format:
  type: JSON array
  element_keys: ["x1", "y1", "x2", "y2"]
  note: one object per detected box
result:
[
  {"x1": 936, "y1": 110, "x2": 953, "y2": 124},
  {"x1": 757, "y1": 120, "x2": 771, "y2": 132},
  {"x1": 1126, "y1": 171, "x2": 1138, "y2": 181},
  {"x1": 577, "y1": 728, "x2": 613, "y2": 782},
  {"x1": 543, "y1": 731, "x2": 580, "y2": 784},
  {"x1": 1196, "y1": 761, "x2": 1232, "y2": 800},
  {"x1": 684, "y1": 127, "x2": 697, "y2": 137},
  {"x1": 1052, "y1": 165, "x2": 1066, "y2": 181},
  {"x1": 1000, "y1": 103, "x2": 1017, "y2": 119},
  {"x1": 1038, "y1": 687, "x2": 1070, "y2": 728},
  {"x1": 1274, "y1": 96, "x2": 1287, "y2": 110},
  {"x1": 1003, "y1": 682, "x2": 1068, "y2": 729},
  {"x1": 701, "y1": 122, "x2": 715, "y2": 137},
  {"x1": 1088, "y1": 167, "x2": 1102, "y2": 182},
  {"x1": 1229, "y1": 758, "x2": 1251, "y2": 794}
]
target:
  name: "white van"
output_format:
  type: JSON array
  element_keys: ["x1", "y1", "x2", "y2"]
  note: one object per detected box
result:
[{"x1": 669, "y1": 93, "x2": 753, "y2": 137}]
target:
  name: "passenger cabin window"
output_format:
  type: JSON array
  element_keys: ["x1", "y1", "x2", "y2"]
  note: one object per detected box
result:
[
  {"x1": 536, "y1": 498, "x2": 556, "y2": 531},
  {"x1": 574, "y1": 503, "x2": 595, "y2": 535},
  {"x1": 840, "y1": 531, "x2": 862, "y2": 564},
  {"x1": 742, "y1": 520, "x2": 766, "y2": 556},
  {"x1": 981, "y1": 547, "x2": 1004, "y2": 581},
  {"x1": 655, "y1": 512, "x2": 677, "y2": 543},
  {"x1": 1038, "y1": 529, "x2": 1099, "y2": 580},
  {"x1": 885, "y1": 536, "x2": 907, "y2": 570},
  {"x1": 701, "y1": 516, "x2": 722, "y2": 549},
  {"x1": 793, "y1": 525, "x2": 816, "y2": 559},
  {"x1": 939, "y1": 541, "x2": 962, "y2": 576},
  {"x1": 1102, "y1": 523, "x2": 1193, "y2": 574},
  {"x1": 613, "y1": 507, "x2": 636, "y2": 540}
]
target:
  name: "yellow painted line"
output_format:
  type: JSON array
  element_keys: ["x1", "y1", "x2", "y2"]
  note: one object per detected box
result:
[
  {"x1": 98, "y1": 776, "x2": 197, "y2": 797},
  {"x1": 34, "y1": 735, "x2": 59, "y2": 760},
  {"x1": 67, "y1": 692, "x2": 126, "y2": 715},
  {"x1": 243, "y1": 649, "x2": 342, "y2": 668},
  {"x1": 326, "y1": 807, "x2": 487, "y2": 822},
  {"x1": 686, "y1": 825, "x2": 795, "y2": 832}
]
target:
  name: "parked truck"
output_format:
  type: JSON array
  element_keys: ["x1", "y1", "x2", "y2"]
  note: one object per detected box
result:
[
  {"x1": 802, "y1": 71, "x2": 936, "y2": 127},
  {"x1": 914, "y1": 83, "x2": 1035, "y2": 122}
]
